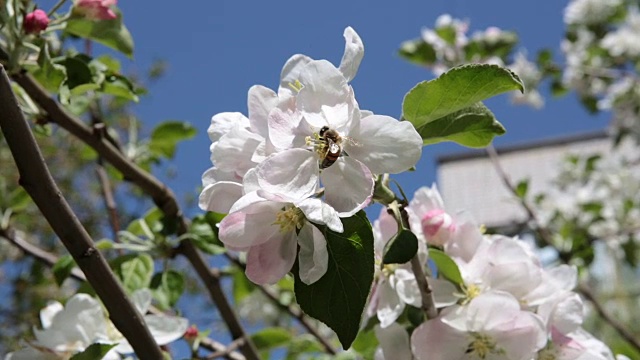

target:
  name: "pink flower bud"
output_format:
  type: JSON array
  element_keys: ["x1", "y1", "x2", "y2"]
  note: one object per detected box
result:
[
  {"x1": 183, "y1": 325, "x2": 198, "y2": 341},
  {"x1": 74, "y1": 0, "x2": 117, "y2": 20},
  {"x1": 23, "y1": 9, "x2": 49, "y2": 34},
  {"x1": 421, "y1": 209, "x2": 456, "y2": 246}
]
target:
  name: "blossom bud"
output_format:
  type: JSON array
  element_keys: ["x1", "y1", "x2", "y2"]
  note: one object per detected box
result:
[
  {"x1": 74, "y1": 0, "x2": 117, "y2": 20},
  {"x1": 420, "y1": 208, "x2": 456, "y2": 246},
  {"x1": 183, "y1": 325, "x2": 198, "y2": 341},
  {"x1": 23, "y1": 9, "x2": 49, "y2": 34}
]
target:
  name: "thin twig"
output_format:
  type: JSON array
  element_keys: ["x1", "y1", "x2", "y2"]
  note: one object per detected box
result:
[
  {"x1": 0, "y1": 226, "x2": 246, "y2": 360},
  {"x1": 10, "y1": 70, "x2": 261, "y2": 360},
  {"x1": 486, "y1": 144, "x2": 640, "y2": 353},
  {"x1": 225, "y1": 253, "x2": 338, "y2": 355},
  {"x1": 205, "y1": 338, "x2": 245, "y2": 359},
  {"x1": 0, "y1": 65, "x2": 164, "y2": 358}
]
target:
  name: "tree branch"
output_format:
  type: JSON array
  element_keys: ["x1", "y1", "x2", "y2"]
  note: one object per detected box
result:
[
  {"x1": 0, "y1": 225, "x2": 246, "y2": 360},
  {"x1": 486, "y1": 145, "x2": 640, "y2": 352},
  {"x1": 0, "y1": 65, "x2": 164, "y2": 358},
  {"x1": 10, "y1": 70, "x2": 261, "y2": 360},
  {"x1": 225, "y1": 253, "x2": 337, "y2": 355}
]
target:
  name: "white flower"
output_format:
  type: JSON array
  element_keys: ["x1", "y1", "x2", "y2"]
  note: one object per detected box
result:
[
  {"x1": 411, "y1": 292, "x2": 547, "y2": 360},
  {"x1": 564, "y1": 0, "x2": 623, "y2": 25},
  {"x1": 373, "y1": 323, "x2": 412, "y2": 360},
  {"x1": 602, "y1": 7, "x2": 640, "y2": 57},
  {"x1": 105, "y1": 289, "x2": 188, "y2": 356},
  {"x1": 5, "y1": 294, "x2": 114, "y2": 360},
  {"x1": 508, "y1": 52, "x2": 544, "y2": 109}
]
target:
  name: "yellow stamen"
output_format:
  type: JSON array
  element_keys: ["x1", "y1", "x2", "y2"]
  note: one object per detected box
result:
[
  {"x1": 273, "y1": 206, "x2": 305, "y2": 233},
  {"x1": 466, "y1": 333, "x2": 504, "y2": 359}
]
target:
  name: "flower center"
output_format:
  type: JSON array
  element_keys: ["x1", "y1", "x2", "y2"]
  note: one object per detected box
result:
[
  {"x1": 273, "y1": 206, "x2": 305, "y2": 233},
  {"x1": 288, "y1": 79, "x2": 303, "y2": 93},
  {"x1": 537, "y1": 346, "x2": 559, "y2": 360},
  {"x1": 466, "y1": 333, "x2": 503, "y2": 359},
  {"x1": 381, "y1": 263, "x2": 399, "y2": 277},
  {"x1": 460, "y1": 283, "x2": 482, "y2": 305}
]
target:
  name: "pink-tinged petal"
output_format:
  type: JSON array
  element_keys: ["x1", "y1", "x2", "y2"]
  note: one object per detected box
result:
[
  {"x1": 208, "y1": 112, "x2": 249, "y2": 143},
  {"x1": 409, "y1": 185, "x2": 445, "y2": 217},
  {"x1": 229, "y1": 191, "x2": 268, "y2": 213},
  {"x1": 444, "y1": 217, "x2": 484, "y2": 263},
  {"x1": 211, "y1": 123, "x2": 263, "y2": 177},
  {"x1": 539, "y1": 293, "x2": 584, "y2": 335},
  {"x1": 449, "y1": 291, "x2": 520, "y2": 332},
  {"x1": 491, "y1": 311, "x2": 547, "y2": 360},
  {"x1": 297, "y1": 60, "x2": 350, "y2": 128},
  {"x1": 267, "y1": 98, "x2": 311, "y2": 150},
  {"x1": 321, "y1": 157, "x2": 373, "y2": 217},
  {"x1": 198, "y1": 181, "x2": 243, "y2": 213},
  {"x1": 345, "y1": 115, "x2": 422, "y2": 174},
  {"x1": 374, "y1": 323, "x2": 412, "y2": 360},
  {"x1": 411, "y1": 318, "x2": 469, "y2": 360},
  {"x1": 296, "y1": 198, "x2": 343, "y2": 233},
  {"x1": 297, "y1": 223, "x2": 329, "y2": 284},
  {"x1": 485, "y1": 261, "x2": 542, "y2": 301},
  {"x1": 372, "y1": 207, "x2": 398, "y2": 255},
  {"x1": 218, "y1": 201, "x2": 284, "y2": 248},
  {"x1": 248, "y1": 85, "x2": 278, "y2": 138},
  {"x1": 257, "y1": 149, "x2": 319, "y2": 201},
  {"x1": 246, "y1": 231, "x2": 298, "y2": 284},
  {"x1": 338, "y1": 27, "x2": 364, "y2": 82},
  {"x1": 376, "y1": 278, "x2": 404, "y2": 328},
  {"x1": 279, "y1": 54, "x2": 313, "y2": 97}
]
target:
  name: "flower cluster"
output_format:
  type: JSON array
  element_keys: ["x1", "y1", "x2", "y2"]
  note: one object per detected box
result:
[
  {"x1": 199, "y1": 27, "x2": 423, "y2": 285},
  {"x1": 404, "y1": 15, "x2": 543, "y2": 109},
  {"x1": 5, "y1": 290, "x2": 188, "y2": 359},
  {"x1": 368, "y1": 185, "x2": 617, "y2": 360}
]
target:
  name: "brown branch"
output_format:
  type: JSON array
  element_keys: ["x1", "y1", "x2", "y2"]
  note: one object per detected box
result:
[
  {"x1": 225, "y1": 253, "x2": 338, "y2": 355},
  {"x1": 0, "y1": 225, "x2": 246, "y2": 360},
  {"x1": 0, "y1": 65, "x2": 164, "y2": 358},
  {"x1": 486, "y1": 145, "x2": 640, "y2": 353},
  {"x1": 10, "y1": 70, "x2": 261, "y2": 360}
]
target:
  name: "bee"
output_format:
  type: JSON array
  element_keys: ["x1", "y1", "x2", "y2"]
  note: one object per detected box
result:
[{"x1": 319, "y1": 126, "x2": 342, "y2": 169}]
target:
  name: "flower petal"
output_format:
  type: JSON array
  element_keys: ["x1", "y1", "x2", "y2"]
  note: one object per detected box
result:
[
  {"x1": 345, "y1": 115, "x2": 422, "y2": 174},
  {"x1": 339, "y1": 27, "x2": 364, "y2": 82},
  {"x1": 248, "y1": 85, "x2": 278, "y2": 138},
  {"x1": 198, "y1": 181, "x2": 243, "y2": 213},
  {"x1": 279, "y1": 54, "x2": 313, "y2": 98},
  {"x1": 298, "y1": 60, "x2": 350, "y2": 128},
  {"x1": 376, "y1": 278, "x2": 404, "y2": 328},
  {"x1": 208, "y1": 112, "x2": 249, "y2": 143},
  {"x1": 374, "y1": 323, "x2": 412, "y2": 360},
  {"x1": 267, "y1": 97, "x2": 310, "y2": 150},
  {"x1": 296, "y1": 197, "x2": 343, "y2": 233},
  {"x1": 257, "y1": 149, "x2": 319, "y2": 201},
  {"x1": 218, "y1": 201, "x2": 284, "y2": 248},
  {"x1": 211, "y1": 123, "x2": 263, "y2": 177},
  {"x1": 321, "y1": 156, "x2": 373, "y2": 217},
  {"x1": 131, "y1": 289, "x2": 152, "y2": 314},
  {"x1": 411, "y1": 318, "x2": 468, "y2": 360},
  {"x1": 246, "y1": 231, "x2": 298, "y2": 284},
  {"x1": 144, "y1": 314, "x2": 189, "y2": 346},
  {"x1": 39, "y1": 301, "x2": 63, "y2": 329},
  {"x1": 297, "y1": 223, "x2": 329, "y2": 284}
]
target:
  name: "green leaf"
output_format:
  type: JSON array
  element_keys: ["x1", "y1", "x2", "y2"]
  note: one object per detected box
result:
[
  {"x1": 416, "y1": 102, "x2": 506, "y2": 147},
  {"x1": 293, "y1": 211, "x2": 374, "y2": 350},
  {"x1": 429, "y1": 249, "x2": 463, "y2": 286},
  {"x1": 149, "y1": 121, "x2": 197, "y2": 159},
  {"x1": 515, "y1": 179, "x2": 529, "y2": 199},
  {"x1": 32, "y1": 44, "x2": 65, "y2": 93},
  {"x1": 52, "y1": 254, "x2": 76, "y2": 286},
  {"x1": 127, "y1": 208, "x2": 163, "y2": 237},
  {"x1": 61, "y1": 56, "x2": 93, "y2": 90},
  {"x1": 402, "y1": 64, "x2": 524, "y2": 129},
  {"x1": 189, "y1": 214, "x2": 226, "y2": 255},
  {"x1": 251, "y1": 327, "x2": 293, "y2": 351},
  {"x1": 112, "y1": 253, "x2": 154, "y2": 292},
  {"x1": 70, "y1": 343, "x2": 116, "y2": 360},
  {"x1": 233, "y1": 268, "x2": 256, "y2": 302},
  {"x1": 150, "y1": 270, "x2": 185, "y2": 310},
  {"x1": 382, "y1": 229, "x2": 418, "y2": 264},
  {"x1": 398, "y1": 39, "x2": 437, "y2": 66},
  {"x1": 286, "y1": 335, "x2": 324, "y2": 360},
  {"x1": 8, "y1": 187, "x2": 31, "y2": 212},
  {"x1": 351, "y1": 328, "x2": 378, "y2": 360},
  {"x1": 65, "y1": 11, "x2": 134, "y2": 57},
  {"x1": 102, "y1": 74, "x2": 138, "y2": 102}
]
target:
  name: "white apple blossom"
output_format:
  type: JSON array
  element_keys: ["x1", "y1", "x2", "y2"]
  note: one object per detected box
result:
[
  {"x1": 411, "y1": 291, "x2": 547, "y2": 360},
  {"x1": 564, "y1": 0, "x2": 623, "y2": 26},
  {"x1": 218, "y1": 190, "x2": 340, "y2": 285},
  {"x1": 508, "y1": 52, "x2": 544, "y2": 109},
  {"x1": 373, "y1": 323, "x2": 412, "y2": 360},
  {"x1": 601, "y1": 7, "x2": 640, "y2": 58},
  {"x1": 5, "y1": 290, "x2": 187, "y2": 360}
]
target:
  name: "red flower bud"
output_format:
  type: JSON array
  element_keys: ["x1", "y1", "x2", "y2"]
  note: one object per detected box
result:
[
  {"x1": 74, "y1": 0, "x2": 117, "y2": 20},
  {"x1": 23, "y1": 9, "x2": 49, "y2": 35}
]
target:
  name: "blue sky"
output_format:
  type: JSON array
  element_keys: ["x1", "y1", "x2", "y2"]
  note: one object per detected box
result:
[{"x1": 106, "y1": 0, "x2": 608, "y2": 211}]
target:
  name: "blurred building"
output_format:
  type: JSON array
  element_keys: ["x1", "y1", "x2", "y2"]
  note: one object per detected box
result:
[{"x1": 436, "y1": 130, "x2": 612, "y2": 229}]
